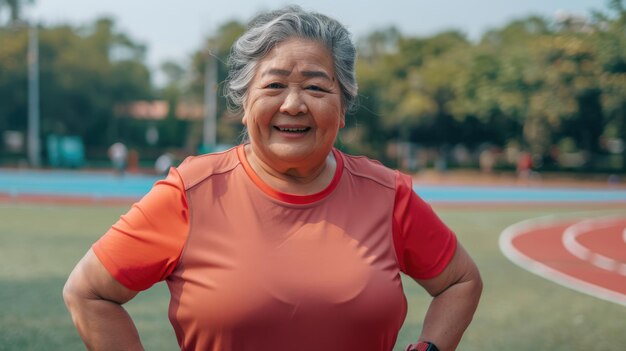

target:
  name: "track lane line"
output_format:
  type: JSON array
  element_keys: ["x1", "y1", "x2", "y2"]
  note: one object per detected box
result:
[
  {"x1": 499, "y1": 215, "x2": 626, "y2": 307},
  {"x1": 562, "y1": 217, "x2": 626, "y2": 276}
]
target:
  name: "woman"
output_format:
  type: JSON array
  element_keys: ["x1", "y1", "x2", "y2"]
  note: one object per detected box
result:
[{"x1": 63, "y1": 6, "x2": 482, "y2": 351}]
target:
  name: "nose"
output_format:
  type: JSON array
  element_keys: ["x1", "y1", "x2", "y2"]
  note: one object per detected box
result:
[{"x1": 280, "y1": 88, "x2": 308, "y2": 116}]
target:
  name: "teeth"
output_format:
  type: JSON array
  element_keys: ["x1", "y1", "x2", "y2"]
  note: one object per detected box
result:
[{"x1": 278, "y1": 127, "x2": 308, "y2": 132}]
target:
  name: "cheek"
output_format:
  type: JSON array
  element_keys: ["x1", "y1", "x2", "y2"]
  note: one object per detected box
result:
[
  {"x1": 247, "y1": 98, "x2": 278, "y2": 125},
  {"x1": 315, "y1": 101, "x2": 344, "y2": 128}
]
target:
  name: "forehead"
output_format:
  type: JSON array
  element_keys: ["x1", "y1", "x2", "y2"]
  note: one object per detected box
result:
[{"x1": 256, "y1": 38, "x2": 335, "y2": 76}]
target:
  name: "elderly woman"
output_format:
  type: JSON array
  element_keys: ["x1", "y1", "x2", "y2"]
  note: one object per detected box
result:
[{"x1": 63, "y1": 6, "x2": 481, "y2": 351}]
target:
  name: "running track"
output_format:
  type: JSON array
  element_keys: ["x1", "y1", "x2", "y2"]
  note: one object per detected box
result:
[
  {"x1": 1, "y1": 169, "x2": 625, "y2": 305},
  {"x1": 2, "y1": 169, "x2": 626, "y2": 204},
  {"x1": 500, "y1": 215, "x2": 626, "y2": 307}
]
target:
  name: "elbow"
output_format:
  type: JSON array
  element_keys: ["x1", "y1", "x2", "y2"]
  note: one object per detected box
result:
[
  {"x1": 473, "y1": 266, "x2": 483, "y2": 293},
  {"x1": 469, "y1": 258, "x2": 483, "y2": 291},
  {"x1": 470, "y1": 267, "x2": 484, "y2": 307},
  {"x1": 62, "y1": 276, "x2": 78, "y2": 311},
  {"x1": 63, "y1": 269, "x2": 89, "y2": 313}
]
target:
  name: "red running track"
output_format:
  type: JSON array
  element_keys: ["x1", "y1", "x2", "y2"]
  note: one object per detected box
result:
[{"x1": 499, "y1": 215, "x2": 626, "y2": 307}]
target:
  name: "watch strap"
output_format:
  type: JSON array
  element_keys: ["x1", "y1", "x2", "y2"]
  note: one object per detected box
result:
[{"x1": 406, "y1": 341, "x2": 440, "y2": 351}]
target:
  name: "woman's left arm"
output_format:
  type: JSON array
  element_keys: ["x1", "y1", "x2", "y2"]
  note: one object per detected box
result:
[{"x1": 414, "y1": 242, "x2": 483, "y2": 351}]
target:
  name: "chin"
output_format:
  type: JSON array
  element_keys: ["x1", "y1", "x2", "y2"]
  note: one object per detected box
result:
[
  {"x1": 274, "y1": 151, "x2": 311, "y2": 164},
  {"x1": 268, "y1": 145, "x2": 316, "y2": 162}
]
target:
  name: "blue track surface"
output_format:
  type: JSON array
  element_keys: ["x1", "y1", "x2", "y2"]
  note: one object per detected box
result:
[
  {"x1": 413, "y1": 185, "x2": 626, "y2": 203},
  {"x1": 0, "y1": 169, "x2": 160, "y2": 199},
  {"x1": 1, "y1": 169, "x2": 625, "y2": 203}
]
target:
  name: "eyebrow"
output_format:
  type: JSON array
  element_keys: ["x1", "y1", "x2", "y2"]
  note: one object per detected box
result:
[{"x1": 263, "y1": 68, "x2": 332, "y2": 80}]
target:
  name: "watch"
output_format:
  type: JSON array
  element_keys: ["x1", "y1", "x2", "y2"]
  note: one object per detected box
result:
[{"x1": 406, "y1": 341, "x2": 440, "y2": 351}]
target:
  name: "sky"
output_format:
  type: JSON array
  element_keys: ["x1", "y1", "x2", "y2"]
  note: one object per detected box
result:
[{"x1": 26, "y1": 0, "x2": 606, "y2": 84}]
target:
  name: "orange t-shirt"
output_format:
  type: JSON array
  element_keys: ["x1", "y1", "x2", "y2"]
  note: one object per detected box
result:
[{"x1": 93, "y1": 145, "x2": 457, "y2": 351}]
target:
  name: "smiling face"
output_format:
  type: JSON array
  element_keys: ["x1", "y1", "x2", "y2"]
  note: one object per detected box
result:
[{"x1": 242, "y1": 38, "x2": 345, "y2": 176}]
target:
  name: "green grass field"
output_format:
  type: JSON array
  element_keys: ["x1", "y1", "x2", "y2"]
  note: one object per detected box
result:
[{"x1": 0, "y1": 202, "x2": 624, "y2": 350}]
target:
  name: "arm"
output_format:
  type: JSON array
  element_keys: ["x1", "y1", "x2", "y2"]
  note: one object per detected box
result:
[
  {"x1": 62, "y1": 168, "x2": 189, "y2": 349},
  {"x1": 63, "y1": 249, "x2": 144, "y2": 351},
  {"x1": 414, "y1": 243, "x2": 483, "y2": 351}
]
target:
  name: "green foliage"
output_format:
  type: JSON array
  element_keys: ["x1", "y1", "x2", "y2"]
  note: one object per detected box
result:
[
  {"x1": 0, "y1": 17, "x2": 153, "y2": 158},
  {"x1": 179, "y1": 20, "x2": 247, "y2": 148},
  {"x1": 344, "y1": 1, "x2": 626, "y2": 171},
  {"x1": 591, "y1": 0, "x2": 626, "y2": 167},
  {"x1": 2, "y1": 1, "x2": 626, "y2": 171},
  {"x1": 0, "y1": 26, "x2": 28, "y2": 133}
]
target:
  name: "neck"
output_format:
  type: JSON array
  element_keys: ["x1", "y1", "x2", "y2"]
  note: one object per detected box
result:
[{"x1": 244, "y1": 145, "x2": 336, "y2": 195}]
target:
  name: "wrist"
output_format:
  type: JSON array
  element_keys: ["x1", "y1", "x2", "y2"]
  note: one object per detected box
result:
[{"x1": 406, "y1": 341, "x2": 440, "y2": 351}]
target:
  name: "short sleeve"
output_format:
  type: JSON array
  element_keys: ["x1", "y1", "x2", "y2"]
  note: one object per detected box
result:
[
  {"x1": 92, "y1": 167, "x2": 189, "y2": 291},
  {"x1": 392, "y1": 172, "x2": 457, "y2": 280}
]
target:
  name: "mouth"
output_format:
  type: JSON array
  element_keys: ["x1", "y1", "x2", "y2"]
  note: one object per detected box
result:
[{"x1": 274, "y1": 126, "x2": 311, "y2": 134}]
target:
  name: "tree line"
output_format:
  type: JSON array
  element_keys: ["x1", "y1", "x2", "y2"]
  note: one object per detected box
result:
[{"x1": 1, "y1": 0, "x2": 625, "y2": 172}]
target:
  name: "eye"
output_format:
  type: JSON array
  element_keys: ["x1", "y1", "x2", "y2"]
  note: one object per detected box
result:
[
  {"x1": 265, "y1": 82, "x2": 285, "y2": 89},
  {"x1": 306, "y1": 85, "x2": 329, "y2": 93}
]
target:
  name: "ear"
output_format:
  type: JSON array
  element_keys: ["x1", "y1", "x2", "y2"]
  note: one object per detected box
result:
[
  {"x1": 241, "y1": 114, "x2": 247, "y2": 125},
  {"x1": 339, "y1": 114, "x2": 345, "y2": 129}
]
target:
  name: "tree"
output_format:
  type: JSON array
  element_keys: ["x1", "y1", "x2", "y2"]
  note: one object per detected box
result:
[
  {"x1": 363, "y1": 31, "x2": 470, "y2": 143},
  {"x1": 0, "y1": 0, "x2": 34, "y2": 25},
  {"x1": 0, "y1": 17, "x2": 153, "y2": 162},
  {"x1": 185, "y1": 20, "x2": 246, "y2": 148},
  {"x1": 348, "y1": 27, "x2": 402, "y2": 160},
  {"x1": 0, "y1": 26, "x2": 28, "y2": 133},
  {"x1": 38, "y1": 18, "x2": 152, "y2": 147},
  {"x1": 155, "y1": 60, "x2": 188, "y2": 148},
  {"x1": 591, "y1": 0, "x2": 626, "y2": 169}
]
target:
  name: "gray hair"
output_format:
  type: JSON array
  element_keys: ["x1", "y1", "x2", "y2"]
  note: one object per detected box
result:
[{"x1": 225, "y1": 5, "x2": 358, "y2": 115}]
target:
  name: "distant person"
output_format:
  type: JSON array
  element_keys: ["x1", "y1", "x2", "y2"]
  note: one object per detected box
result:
[
  {"x1": 434, "y1": 148, "x2": 448, "y2": 174},
  {"x1": 63, "y1": 6, "x2": 482, "y2": 351},
  {"x1": 479, "y1": 147, "x2": 496, "y2": 174},
  {"x1": 517, "y1": 151, "x2": 533, "y2": 182},
  {"x1": 607, "y1": 174, "x2": 621, "y2": 186},
  {"x1": 107, "y1": 142, "x2": 127, "y2": 175},
  {"x1": 154, "y1": 152, "x2": 174, "y2": 175},
  {"x1": 127, "y1": 148, "x2": 140, "y2": 173}
]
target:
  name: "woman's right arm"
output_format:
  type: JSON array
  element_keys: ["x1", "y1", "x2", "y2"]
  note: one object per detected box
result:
[
  {"x1": 62, "y1": 167, "x2": 189, "y2": 349},
  {"x1": 63, "y1": 249, "x2": 144, "y2": 351}
]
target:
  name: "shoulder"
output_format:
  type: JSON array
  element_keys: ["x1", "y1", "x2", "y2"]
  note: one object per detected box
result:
[
  {"x1": 339, "y1": 150, "x2": 398, "y2": 190},
  {"x1": 176, "y1": 145, "x2": 242, "y2": 190}
]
